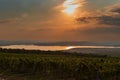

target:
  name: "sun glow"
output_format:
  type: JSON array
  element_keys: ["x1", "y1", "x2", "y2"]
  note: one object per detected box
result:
[
  {"x1": 66, "y1": 46, "x2": 75, "y2": 50},
  {"x1": 63, "y1": 0, "x2": 79, "y2": 15}
]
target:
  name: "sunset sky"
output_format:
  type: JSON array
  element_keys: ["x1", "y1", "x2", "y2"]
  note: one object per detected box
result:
[{"x1": 0, "y1": 0, "x2": 120, "y2": 42}]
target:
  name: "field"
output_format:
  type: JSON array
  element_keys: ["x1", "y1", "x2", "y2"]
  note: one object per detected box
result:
[{"x1": 0, "y1": 49, "x2": 120, "y2": 80}]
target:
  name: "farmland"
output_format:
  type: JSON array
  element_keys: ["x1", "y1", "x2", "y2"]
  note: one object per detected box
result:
[{"x1": 0, "y1": 49, "x2": 120, "y2": 80}]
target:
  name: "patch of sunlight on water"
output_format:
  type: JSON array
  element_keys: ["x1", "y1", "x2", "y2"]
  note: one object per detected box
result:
[{"x1": 0, "y1": 45, "x2": 120, "y2": 51}]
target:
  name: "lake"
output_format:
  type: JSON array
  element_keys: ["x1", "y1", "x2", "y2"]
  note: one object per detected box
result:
[{"x1": 0, "y1": 45, "x2": 120, "y2": 51}]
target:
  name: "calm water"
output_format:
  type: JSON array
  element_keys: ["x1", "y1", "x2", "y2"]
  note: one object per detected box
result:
[{"x1": 0, "y1": 45, "x2": 120, "y2": 51}]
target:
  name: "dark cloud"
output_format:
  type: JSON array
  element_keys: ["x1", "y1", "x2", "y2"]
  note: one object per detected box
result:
[
  {"x1": 111, "y1": 8, "x2": 120, "y2": 14},
  {"x1": 109, "y1": 4, "x2": 120, "y2": 14},
  {"x1": 76, "y1": 4, "x2": 120, "y2": 26},
  {"x1": 76, "y1": 15, "x2": 120, "y2": 26},
  {"x1": 76, "y1": 16, "x2": 120, "y2": 26}
]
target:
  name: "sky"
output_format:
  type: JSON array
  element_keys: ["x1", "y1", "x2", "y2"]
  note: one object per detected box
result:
[{"x1": 0, "y1": 0, "x2": 120, "y2": 42}]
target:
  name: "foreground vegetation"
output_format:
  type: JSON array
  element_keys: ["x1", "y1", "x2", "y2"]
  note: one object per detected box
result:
[{"x1": 0, "y1": 48, "x2": 120, "y2": 80}]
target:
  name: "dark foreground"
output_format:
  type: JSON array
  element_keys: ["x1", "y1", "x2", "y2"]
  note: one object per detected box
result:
[{"x1": 0, "y1": 49, "x2": 120, "y2": 80}]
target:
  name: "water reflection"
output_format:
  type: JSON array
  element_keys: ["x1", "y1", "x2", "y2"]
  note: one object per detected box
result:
[{"x1": 0, "y1": 45, "x2": 120, "y2": 51}]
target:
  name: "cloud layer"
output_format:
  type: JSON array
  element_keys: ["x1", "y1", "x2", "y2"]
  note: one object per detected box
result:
[
  {"x1": 0, "y1": 0, "x2": 120, "y2": 42},
  {"x1": 76, "y1": 4, "x2": 120, "y2": 26}
]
